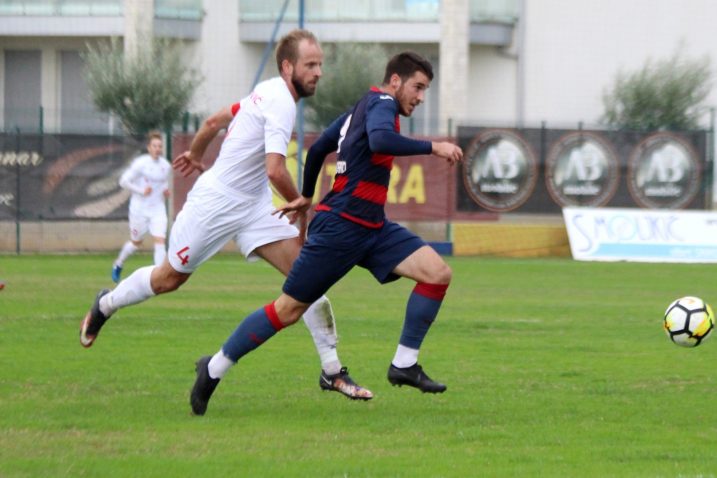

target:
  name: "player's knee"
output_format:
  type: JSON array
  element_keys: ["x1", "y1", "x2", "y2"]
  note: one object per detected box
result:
[
  {"x1": 165, "y1": 274, "x2": 189, "y2": 293},
  {"x1": 150, "y1": 264, "x2": 190, "y2": 294},
  {"x1": 432, "y1": 262, "x2": 452, "y2": 285},
  {"x1": 280, "y1": 306, "x2": 305, "y2": 326},
  {"x1": 275, "y1": 294, "x2": 309, "y2": 326}
]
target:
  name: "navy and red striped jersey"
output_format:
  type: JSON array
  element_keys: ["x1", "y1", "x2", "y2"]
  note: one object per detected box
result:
[{"x1": 305, "y1": 87, "x2": 432, "y2": 229}]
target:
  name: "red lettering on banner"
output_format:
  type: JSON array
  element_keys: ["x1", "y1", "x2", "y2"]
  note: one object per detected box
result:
[{"x1": 171, "y1": 134, "x2": 452, "y2": 222}]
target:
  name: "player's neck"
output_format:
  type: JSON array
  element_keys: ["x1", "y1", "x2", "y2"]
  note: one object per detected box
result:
[
  {"x1": 282, "y1": 76, "x2": 300, "y2": 102},
  {"x1": 378, "y1": 84, "x2": 397, "y2": 98}
]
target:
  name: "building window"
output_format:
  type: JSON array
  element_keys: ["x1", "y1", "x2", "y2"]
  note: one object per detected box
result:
[
  {"x1": 60, "y1": 50, "x2": 112, "y2": 134},
  {"x1": 4, "y1": 50, "x2": 41, "y2": 133}
]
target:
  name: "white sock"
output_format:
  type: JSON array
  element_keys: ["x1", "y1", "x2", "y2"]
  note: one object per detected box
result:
[
  {"x1": 392, "y1": 344, "x2": 419, "y2": 368},
  {"x1": 303, "y1": 295, "x2": 341, "y2": 375},
  {"x1": 99, "y1": 265, "x2": 156, "y2": 317},
  {"x1": 116, "y1": 241, "x2": 138, "y2": 266},
  {"x1": 153, "y1": 243, "x2": 166, "y2": 265},
  {"x1": 208, "y1": 350, "x2": 234, "y2": 379}
]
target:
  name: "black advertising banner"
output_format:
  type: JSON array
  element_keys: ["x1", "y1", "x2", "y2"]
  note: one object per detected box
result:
[
  {"x1": 0, "y1": 134, "x2": 144, "y2": 221},
  {"x1": 457, "y1": 127, "x2": 710, "y2": 213},
  {"x1": 1, "y1": 129, "x2": 709, "y2": 223}
]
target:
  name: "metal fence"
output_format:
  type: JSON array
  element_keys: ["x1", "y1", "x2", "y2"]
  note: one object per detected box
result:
[{"x1": 0, "y1": 126, "x2": 712, "y2": 254}]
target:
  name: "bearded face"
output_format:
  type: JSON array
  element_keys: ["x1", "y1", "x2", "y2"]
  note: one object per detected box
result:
[{"x1": 289, "y1": 40, "x2": 323, "y2": 99}]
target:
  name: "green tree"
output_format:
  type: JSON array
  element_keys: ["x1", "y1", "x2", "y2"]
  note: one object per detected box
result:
[
  {"x1": 82, "y1": 37, "x2": 201, "y2": 135},
  {"x1": 602, "y1": 49, "x2": 712, "y2": 131},
  {"x1": 306, "y1": 43, "x2": 387, "y2": 130}
]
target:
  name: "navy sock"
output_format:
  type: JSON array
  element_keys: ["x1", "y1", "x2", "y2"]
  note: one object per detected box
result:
[
  {"x1": 222, "y1": 302, "x2": 285, "y2": 362},
  {"x1": 399, "y1": 283, "x2": 449, "y2": 349}
]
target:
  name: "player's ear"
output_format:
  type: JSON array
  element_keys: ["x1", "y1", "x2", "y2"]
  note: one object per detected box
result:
[
  {"x1": 281, "y1": 59, "x2": 294, "y2": 77},
  {"x1": 390, "y1": 73, "x2": 402, "y2": 90}
]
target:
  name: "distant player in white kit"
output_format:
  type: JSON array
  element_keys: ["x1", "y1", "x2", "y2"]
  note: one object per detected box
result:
[
  {"x1": 111, "y1": 131, "x2": 171, "y2": 283},
  {"x1": 80, "y1": 29, "x2": 373, "y2": 400}
]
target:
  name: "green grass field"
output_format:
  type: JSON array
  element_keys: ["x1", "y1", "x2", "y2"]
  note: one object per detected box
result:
[{"x1": 1, "y1": 253, "x2": 717, "y2": 477}]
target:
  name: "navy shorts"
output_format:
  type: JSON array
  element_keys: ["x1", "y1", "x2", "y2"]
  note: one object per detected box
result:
[{"x1": 283, "y1": 212, "x2": 426, "y2": 304}]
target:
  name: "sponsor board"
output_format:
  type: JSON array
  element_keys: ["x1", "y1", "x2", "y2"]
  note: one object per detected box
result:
[
  {"x1": 458, "y1": 127, "x2": 709, "y2": 213},
  {"x1": 0, "y1": 133, "x2": 143, "y2": 220},
  {"x1": 627, "y1": 132, "x2": 702, "y2": 209},
  {"x1": 545, "y1": 132, "x2": 619, "y2": 207},
  {"x1": 461, "y1": 129, "x2": 538, "y2": 212},
  {"x1": 563, "y1": 207, "x2": 717, "y2": 263},
  {"x1": 171, "y1": 133, "x2": 456, "y2": 221}
]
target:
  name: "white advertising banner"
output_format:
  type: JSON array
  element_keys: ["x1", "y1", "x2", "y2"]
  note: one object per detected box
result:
[{"x1": 562, "y1": 207, "x2": 717, "y2": 263}]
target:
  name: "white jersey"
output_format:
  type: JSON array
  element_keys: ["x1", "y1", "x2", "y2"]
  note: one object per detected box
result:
[
  {"x1": 119, "y1": 154, "x2": 171, "y2": 216},
  {"x1": 206, "y1": 76, "x2": 296, "y2": 201},
  {"x1": 167, "y1": 76, "x2": 299, "y2": 272}
]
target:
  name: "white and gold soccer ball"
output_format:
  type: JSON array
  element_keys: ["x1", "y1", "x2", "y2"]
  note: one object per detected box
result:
[{"x1": 663, "y1": 296, "x2": 714, "y2": 348}]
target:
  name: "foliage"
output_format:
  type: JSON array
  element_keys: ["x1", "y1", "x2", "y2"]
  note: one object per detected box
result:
[
  {"x1": 3, "y1": 254, "x2": 717, "y2": 476},
  {"x1": 82, "y1": 37, "x2": 201, "y2": 135},
  {"x1": 602, "y1": 48, "x2": 712, "y2": 130},
  {"x1": 306, "y1": 43, "x2": 387, "y2": 130}
]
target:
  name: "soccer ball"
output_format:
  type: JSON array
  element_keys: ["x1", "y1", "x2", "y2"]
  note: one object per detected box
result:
[{"x1": 663, "y1": 296, "x2": 714, "y2": 347}]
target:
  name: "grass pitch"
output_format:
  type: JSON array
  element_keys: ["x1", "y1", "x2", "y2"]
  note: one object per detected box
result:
[{"x1": 1, "y1": 253, "x2": 717, "y2": 477}]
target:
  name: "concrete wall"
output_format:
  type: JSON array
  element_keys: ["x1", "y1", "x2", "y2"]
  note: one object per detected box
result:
[
  {"x1": 0, "y1": 220, "x2": 447, "y2": 253},
  {"x1": 5, "y1": 1, "x2": 716, "y2": 133},
  {"x1": 192, "y1": 0, "x2": 284, "y2": 115},
  {"x1": 466, "y1": 0, "x2": 717, "y2": 128},
  {"x1": 0, "y1": 221, "x2": 127, "y2": 253}
]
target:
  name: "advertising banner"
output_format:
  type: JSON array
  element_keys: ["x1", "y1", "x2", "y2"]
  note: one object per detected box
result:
[
  {"x1": 457, "y1": 127, "x2": 710, "y2": 214},
  {"x1": 563, "y1": 207, "x2": 717, "y2": 263},
  {"x1": 2, "y1": 127, "x2": 709, "y2": 225},
  {"x1": 0, "y1": 134, "x2": 144, "y2": 220},
  {"x1": 172, "y1": 133, "x2": 455, "y2": 221}
]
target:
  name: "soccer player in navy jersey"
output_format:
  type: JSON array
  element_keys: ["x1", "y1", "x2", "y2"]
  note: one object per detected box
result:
[{"x1": 190, "y1": 51, "x2": 463, "y2": 415}]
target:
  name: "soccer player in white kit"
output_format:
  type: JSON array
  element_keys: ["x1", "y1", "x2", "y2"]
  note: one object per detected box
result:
[
  {"x1": 111, "y1": 131, "x2": 171, "y2": 283},
  {"x1": 80, "y1": 29, "x2": 372, "y2": 400}
]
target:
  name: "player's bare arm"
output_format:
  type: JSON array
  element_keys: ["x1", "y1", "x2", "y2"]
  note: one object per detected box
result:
[
  {"x1": 274, "y1": 117, "x2": 341, "y2": 224},
  {"x1": 431, "y1": 141, "x2": 463, "y2": 165},
  {"x1": 272, "y1": 122, "x2": 340, "y2": 221},
  {"x1": 173, "y1": 106, "x2": 234, "y2": 177},
  {"x1": 266, "y1": 152, "x2": 306, "y2": 226}
]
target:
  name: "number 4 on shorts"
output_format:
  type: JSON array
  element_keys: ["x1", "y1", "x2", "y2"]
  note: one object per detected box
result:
[{"x1": 176, "y1": 246, "x2": 190, "y2": 265}]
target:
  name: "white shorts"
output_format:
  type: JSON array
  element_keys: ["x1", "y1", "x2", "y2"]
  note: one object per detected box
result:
[
  {"x1": 129, "y1": 209, "x2": 168, "y2": 241},
  {"x1": 167, "y1": 180, "x2": 298, "y2": 273}
]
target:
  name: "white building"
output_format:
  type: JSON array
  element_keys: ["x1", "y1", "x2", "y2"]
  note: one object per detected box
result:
[{"x1": 1, "y1": 0, "x2": 715, "y2": 136}]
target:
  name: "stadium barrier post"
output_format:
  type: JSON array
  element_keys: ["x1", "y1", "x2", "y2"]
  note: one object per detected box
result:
[
  {"x1": 14, "y1": 127, "x2": 21, "y2": 254},
  {"x1": 182, "y1": 111, "x2": 189, "y2": 133},
  {"x1": 708, "y1": 107, "x2": 715, "y2": 208}
]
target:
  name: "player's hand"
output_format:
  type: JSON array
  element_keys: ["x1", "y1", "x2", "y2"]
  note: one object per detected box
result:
[
  {"x1": 163, "y1": 189, "x2": 170, "y2": 199},
  {"x1": 273, "y1": 196, "x2": 312, "y2": 224},
  {"x1": 432, "y1": 141, "x2": 463, "y2": 165},
  {"x1": 173, "y1": 151, "x2": 205, "y2": 177},
  {"x1": 143, "y1": 186, "x2": 153, "y2": 196}
]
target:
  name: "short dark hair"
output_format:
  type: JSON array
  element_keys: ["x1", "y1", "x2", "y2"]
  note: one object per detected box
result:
[
  {"x1": 382, "y1": 51, "x2": 434, "y2": 84},
  {"x1": 275, "y1": 29, "x2": 319, "y2": 73}
]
